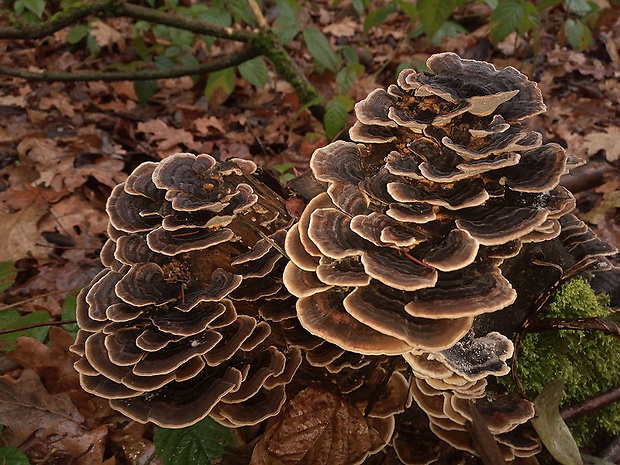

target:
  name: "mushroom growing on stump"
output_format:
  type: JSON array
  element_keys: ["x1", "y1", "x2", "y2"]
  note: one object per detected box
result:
[
  {"x1": 71, "y1": 153, "x2": 302, "y2": 428},
  {"x1": 284, "y1": 52, "x2": 591, "y2": 457}
]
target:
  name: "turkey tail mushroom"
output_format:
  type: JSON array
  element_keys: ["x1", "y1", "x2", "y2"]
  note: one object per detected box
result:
[
  {"x1": 284, "y1": 52, "x2": 615, "y2": 459},
  {"x1": 71, "y1": 153, "x2": 301, "y2": 428}
]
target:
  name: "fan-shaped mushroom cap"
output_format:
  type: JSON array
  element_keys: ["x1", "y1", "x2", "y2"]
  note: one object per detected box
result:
[
  {"x1": 73, "y1": 153, "x2": 302, "y2": 428},
  {"x1": 285, "y1": 54, "x2": 578, "y2": 370}
]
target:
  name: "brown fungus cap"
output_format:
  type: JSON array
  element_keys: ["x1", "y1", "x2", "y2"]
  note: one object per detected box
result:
[
  {"x1": 72, "y1": 153, "x2": 302, "y2": 428},
  {"x1": 286, "y1": 52, "x2": 577, "y2": 364}
]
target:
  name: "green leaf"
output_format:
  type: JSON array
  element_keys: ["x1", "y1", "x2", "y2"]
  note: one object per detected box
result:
[
  {"x1": 324, "y1": 97, "x2": 349, "y2": 139},
  {"x1": 0, "y1": 262, "x2": 16, "y2": 294},
  {"x1": 204, "y1": 67, "x2": 236, "y2": 103},
  {"x1": 0, "y1": 447, "x2": 29, "y2": 465},
  {"x1": 519, "y1": 2, "x2": 541, "y2": 34},
  {"x1": 363, "y1": 3, "x2": 396, "y2": 33},
  {"x1": 531, "y1": 379, "x2": 584, "y2": 465},
  {"x1": 275, "y1": 0, "x2": 300, "y2": 44},
  {"x1": 21, "y1": 0, "x2": 45, "y2": 18},
  {"x1": 429, "y1": 20, "x2": 468, "y2": 44},
  {"x1": 134, "y1": 80, "x2": 157, "y2": 105},
  {"x1": 352, "y1": 0, "x2": 365, "y2": 16},
  {"x1": 238, "y1": 57, "x2": 268, "y2": 88},
  {"x1": 490, "y1": 0, "x2": 524, "y2": 43},
  {"x1": 154, "y1": 417, "x2": 235, "y2": 465},
  {"x1": 336, "y1": 64, "x2": 363, "y2": 94},
  {"x1": 418, "y1": 0, "x2": 454, "y2": 38},
  {"x1": 566, "y1": 0, "x2": 592, "y2": 16},
  {"x1": 484, "y1": 0, "x2": 499, "y2": 8},
  {"x1": 341, "y1": 46, "x2": 359, "y2": 65},
  {"x1": 0, "y1": 309, "x2": 50, "y2": 351},
  {"x1": 397, "y1": 0, "x2": 417, "y2": 22},
  {"x1": 564, "y1": 18, "x2": 592, "y2": 50},
  {"x1": 61, "y1": 295, "x2": 79, "y2": 339},
  {"x1": 303, "y1": 27, "x2": 341, "y2": 72},
  {"x1": 536, "y1": 0, "x2": 562, "y2": 10},
  {"x1": 66, "y1": 24, "x2": 90, "y2": 44},
  {"x1": 272, "y1": 162, "x2": 295, "y2": 175}
]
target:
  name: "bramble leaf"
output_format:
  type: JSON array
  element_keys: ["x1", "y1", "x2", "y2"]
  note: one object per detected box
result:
[
  {"x1": 154, "y1": 417, "x2": 234, "y2": 465},
  {"x1": 303, "y1": 27, "x2": 341, "y2": 72}
]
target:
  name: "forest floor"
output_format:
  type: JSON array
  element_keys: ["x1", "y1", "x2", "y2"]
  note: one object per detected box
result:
[{"x1": 0, "y1": 1, "x2": 618, "y2": 464}]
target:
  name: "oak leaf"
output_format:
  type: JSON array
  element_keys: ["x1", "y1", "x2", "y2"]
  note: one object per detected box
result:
[
  {"x1": 584, "y1": 127, "x2": 620, "y2": 162},
  {"x1": 0, "y1": 201, "x2": 49, "y2": 261},
  {"x1": 0, "y1": 369, "x2": 85, "y2": 445}
]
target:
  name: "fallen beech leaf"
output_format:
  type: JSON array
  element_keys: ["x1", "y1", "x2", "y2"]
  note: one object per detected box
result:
[
  {"x1": 250, "y1": 386, "x2": 382, "y2": 465},
  {"x1": 0, "y1": 201, "x2": 49, "y2": 261},
  {"x1": 7, "y1": 328, "x2": 79, "y2": 394},
  {"x1": 0, "y1": 369, "x2": 85, "y2": 445},
  {"x1": 584, "y1": 128, "x2": 620, "y2": 162},
  {"x1": 531, "y1": 379, "x2": 583, "y2": 465},
  {"x1": 90, "y1": 20, "x2": 125, "y2": 51}
]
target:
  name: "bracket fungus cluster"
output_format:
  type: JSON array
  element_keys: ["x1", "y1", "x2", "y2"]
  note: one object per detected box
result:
[
  {"x1": 70, "y1": 153, "x2": 303, "y2": 428},
  {"x1": 72, "y1": 52, "x2": 619, "y2": 464}
]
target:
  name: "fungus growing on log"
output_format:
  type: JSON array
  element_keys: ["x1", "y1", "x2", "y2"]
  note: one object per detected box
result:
[{"x1": 71, "y1": 153, "x2": 301, "y2": 428}]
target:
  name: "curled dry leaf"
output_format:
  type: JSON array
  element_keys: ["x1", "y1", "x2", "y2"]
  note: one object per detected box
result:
[
  {"x1": 250, "y1": 386, "x2": 383, "y2": 465},
  {"x1": 531, "y1": 379, "x2": 583, "y2": 465},
  {"x1": 0, "y1": 369, "x2": 85, "y2": 445}
]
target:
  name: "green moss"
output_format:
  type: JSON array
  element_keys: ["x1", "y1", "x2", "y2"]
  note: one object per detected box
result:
[{"x1": 513, "y1": 277, "x2": 620, "y2": 445}]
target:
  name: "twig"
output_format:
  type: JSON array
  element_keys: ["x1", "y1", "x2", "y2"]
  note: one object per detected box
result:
[
  {"x1": 0, "y1": 47, "x2": 259, "y2": 82},
  {"x1": 0, "y1": 0, "x2": 113, "y2": 39},
  {"x1": 115, "y1": 2, "x2": 254, "y2": 42},
  {"x1": 0, "y1": 319, "x2": 77, "y2": 336},
  {"x1": 0, "y1": 288, "x2": 74, "y2": 311},
  {"x1": 246, "y1": 0, "x2": 268, "y2": 28},
  {"x1": 528, "y1": 317, "x2": 620, "y2": 338},
  {"x1": 561, "y1": 386, "x2": 620, "y2": 422},
  {"x1": 0, "y1": 0, "x2": 253, "y2": 42}
]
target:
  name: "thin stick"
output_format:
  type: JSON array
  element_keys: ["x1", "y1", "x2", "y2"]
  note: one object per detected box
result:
[
  {"x1": 0, "y1": 48, "x2": 259, "y2": 82},
  {"x1": 0, "y1": 319, "x2": 77, "y2": 336},
  {"x1": 528, "y1": 317, "x2": 620, "y2": 338},
  {"x1": 0, "y1": 289, "x2": 74, "y2": 311},
  {"x1": 246, "y1": 0, "x2": 267, "y2": 28},
  {"x1": 561, "y1": 386, "x2": 620, "y2": 422}
]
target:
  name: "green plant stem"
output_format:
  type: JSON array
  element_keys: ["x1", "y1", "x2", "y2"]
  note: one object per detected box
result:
[
  {"x1": 0, "y1": 47, "x2": 259, "y2": 82},
  {"x1": 0, "y1": 319, "x2": 77, "y2": 336}
]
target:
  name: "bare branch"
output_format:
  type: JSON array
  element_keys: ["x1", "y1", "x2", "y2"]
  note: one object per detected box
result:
[
  {"x1": 0, "y1": 47, "x2": 259, "y2": 82},
  {"x1": 0, "y1": 0, "x2": 254, "y2": 42},
  {"x1": 561, "y1": 385, "x2": 620, "y2": 421},
  {"x1": 116, "y1": 2, "x2": 254, "y2": 42},
  {"x1": 0, "y1": 319, "x2": 77, "y2": 336},
  {"x1": 528, "y1": 317, "x2": 620, "y2": 338},
  {"x1": 247, "y1": 0, "x2": 268, "y2": 29},
  {"x1": 0, "y1": 0, "x2": 113, "y2": 39}
]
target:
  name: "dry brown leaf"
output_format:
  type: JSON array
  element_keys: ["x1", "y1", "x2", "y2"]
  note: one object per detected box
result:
[
  {"x1": 0, "y1": 368, "x2": 85, "y2": 445},
  {"x1": 90, "y1": 20, "x2": 126, "y2": 51},
  {"x1": 137, "y1": 119, "x2": 201, "y2": 155},
  {"x1": 7, "y1": 328, "x2": 79, "y2": 394},
  {"x1": 193, "y1": 116, "x2": 226, "y2": 136},
  {"x1": 0, "y1": 201, "x2": 49, "y2": 261},
  {"x1": 584, "y1": 127, "x2": 620, "y2": 162},
  {"x1": 250, "y1": 386, "x2": 383, "y2": 465}
]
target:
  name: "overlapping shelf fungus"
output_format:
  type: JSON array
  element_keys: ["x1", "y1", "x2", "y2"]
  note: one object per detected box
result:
[{"x1": 72, "y1": 52, "x2": 618, "y2": 463}]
